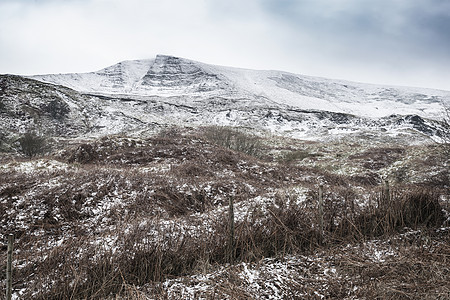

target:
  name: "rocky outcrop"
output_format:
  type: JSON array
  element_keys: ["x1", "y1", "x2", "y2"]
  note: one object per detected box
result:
[{"x1": 141, "y1": 55, "x2": 228, "y2": 93}]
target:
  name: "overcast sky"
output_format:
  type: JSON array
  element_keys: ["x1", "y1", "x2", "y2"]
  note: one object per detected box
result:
[{"x1": 1, "y1": 0, "x2": 449, "y2": 91}]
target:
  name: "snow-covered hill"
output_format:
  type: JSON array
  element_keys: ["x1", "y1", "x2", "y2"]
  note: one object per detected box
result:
[
  {"x1": 32, "y1": 54, "x2": 449, "y2": 120},
  {"x1": 1, "y1": 54, "x2": 448, "y2": 147}
]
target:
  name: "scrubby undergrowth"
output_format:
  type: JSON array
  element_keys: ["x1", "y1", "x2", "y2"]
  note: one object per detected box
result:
[{"x1": 0, "y1": 127, "x2": 449, "y2": 299}]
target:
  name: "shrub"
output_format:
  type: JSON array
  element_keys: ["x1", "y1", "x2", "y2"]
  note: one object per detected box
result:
[
  {"x1": 42, "y1": 99, "x2": 70, "y2": 120},
  {"x1": 400, "y1": 189, "x2": 444, "y2": 228},
  {"x1": 67, "y1": 143, "x2": 98, "y2": 163},
  {"x1": 18, "y1": 131, "x2": 48, "y2": 157},
  {"x1": 335, "y1": 188, "x2": 444, "y2": 238},
  {"x1": 203, "y1": 126, "x2": 263, "y2": 157},
  {"x1": 280, "y1": 150, "x2": 321, "y2": 163}
]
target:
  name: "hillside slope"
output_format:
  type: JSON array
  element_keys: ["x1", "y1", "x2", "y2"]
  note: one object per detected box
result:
[
  {"x1": 0, "y1": 54, "x2": 448, "y2": 153},
  {"x1": 32, "y1": 54, "x2": 450, "y2": 119},
  {"x1": 1, "y1": 73, "x2": 447, "y2": 148}
]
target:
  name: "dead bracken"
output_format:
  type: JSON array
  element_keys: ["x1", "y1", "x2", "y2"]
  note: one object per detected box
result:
[{"x1": 0, "y1": 127, "x2": 449, "y2": 299}]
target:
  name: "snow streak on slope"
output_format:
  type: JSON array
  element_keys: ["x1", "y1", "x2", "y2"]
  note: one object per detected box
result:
[
  {"x1": 32, "y1": 59, "x2": 154, "y2": 94},
  {"x1": 33, "y1": 55, "x2": 230, "y2": 98},
  {"x1": 199, "y1": 63, "x2": 450, "y2": 119},
  {"x1": 31, "y1": 55, "x2": 450, "y2": 120}
]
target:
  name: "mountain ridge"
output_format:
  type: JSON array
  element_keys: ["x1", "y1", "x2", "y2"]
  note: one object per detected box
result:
[
  {"x1": 0, "y1": 55, "x2": 448, "y2": 150},
  {"x1": 30, "y1": 54, "x2": 450, "y2": 120}
]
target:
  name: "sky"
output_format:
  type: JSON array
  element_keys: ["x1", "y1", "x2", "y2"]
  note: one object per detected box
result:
[{"x1": 1, "y1": 0, "x2": 450, "y2": 91}]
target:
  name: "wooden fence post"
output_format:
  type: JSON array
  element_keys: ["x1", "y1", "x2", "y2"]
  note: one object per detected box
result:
[
  {"x1": 228, "y1": 196, "x2": 235, "y2": 264},
  {"x1": 6, "y1": 234, "x2": 14, "y2": 300},
  {"x1": 384, "y1": 180, "x2": 390, "y2": 204},
  {"x1": 380, "y1": 179, "x2": 390, "y2": 210},
  {"x1": 383, "y1": 180, "x2": 394, "y2": 232},
  {"x1": 318, "y1": 185, "x2": 324, "y2": 237}
]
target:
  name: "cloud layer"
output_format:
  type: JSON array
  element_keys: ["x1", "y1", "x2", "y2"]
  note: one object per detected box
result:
[{"x1": 0, "y1": 0, "x2": 449, "y2": 90}]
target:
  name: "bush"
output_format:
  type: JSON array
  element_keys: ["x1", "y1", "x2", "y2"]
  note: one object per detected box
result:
[
  {"x1": 335, "y1": 188, "x2": 444, "y2": 238},
  {"x1": 280, "y1": 150, "x2": 321, "y2": 163},
  {"x1": 42, "y1": 99, "x2": 70, "y2": 120},
  {"x1": 67, "y1": 143, "x2": 98, "y2": 163},
  {"x1": 203, "y1": 126, "x2": 263, "y2": 157},
  {"x1": 18, "y1": 131, "x2": 48, "y2": 157},
  {"x1": 401, "y1": 189, "x2": 444, "y2": 228}
]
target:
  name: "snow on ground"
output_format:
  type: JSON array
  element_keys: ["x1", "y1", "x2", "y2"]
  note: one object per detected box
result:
[
  {"x1": 159, "y1": 255, "x2": 343, "y2": 299},
  {"x1": 0, "y1": 159, "x2": 72, "y2": 174},
  {"x1": 1, "y1": 126, "x2": 448, "y2": 299},
  {"x1": 156, "y1": 226, "x2": 450, "y2": 300}
]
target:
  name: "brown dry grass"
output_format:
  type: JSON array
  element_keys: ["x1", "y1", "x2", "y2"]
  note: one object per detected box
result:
[{"x1": 1, "y1": 129, "x2": 448, "y2": 299}]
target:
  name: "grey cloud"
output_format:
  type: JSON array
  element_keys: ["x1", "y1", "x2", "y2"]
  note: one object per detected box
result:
[
  {"x1": 259, "y1": 0, "x2": 450, "y2": 49},
  {"x1": 255, "y1": 0, "x2": 450, "y2": 85},
  {"x1": 0, "y1": 0, "x2": 449, "y2": 90}
]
